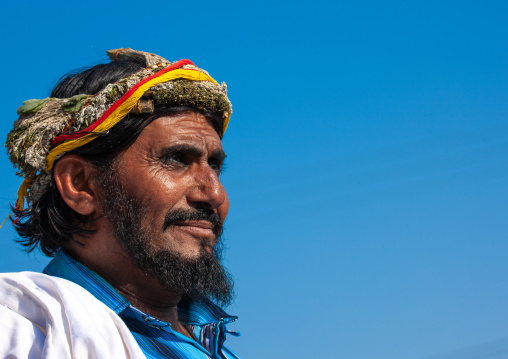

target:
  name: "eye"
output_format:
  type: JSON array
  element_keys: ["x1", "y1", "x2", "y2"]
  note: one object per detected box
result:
[
  {"x1": 209, "y1": 159, "x2": 226, "y2": 175},
  {"x1": 161, "y1": 151, "x2": 188, "y2": 167}
]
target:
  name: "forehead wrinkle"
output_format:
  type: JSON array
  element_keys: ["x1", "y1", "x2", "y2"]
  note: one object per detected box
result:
[{"x1": 137, "y1": 112, "x2": 223, "y2": 155}]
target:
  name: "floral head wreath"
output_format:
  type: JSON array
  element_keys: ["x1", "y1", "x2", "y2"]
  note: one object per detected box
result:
[{"x1": 6, "y1": 48, "x2": 232, "y2": 213}]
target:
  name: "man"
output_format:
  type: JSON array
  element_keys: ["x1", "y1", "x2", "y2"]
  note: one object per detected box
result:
[{"x1": 1, "y1": 48, "x2": 241, "y2": 358}]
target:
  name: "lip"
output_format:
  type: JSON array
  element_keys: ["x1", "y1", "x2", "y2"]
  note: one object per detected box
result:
[{"x1": 171, "y1": 220, "x2": 215, "y2": 239}]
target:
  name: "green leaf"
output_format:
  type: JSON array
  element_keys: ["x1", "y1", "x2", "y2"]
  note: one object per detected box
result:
[
  {"x1": 62, "y1": 94, "x2": 90, "y2": 113},
  {"x1": 16, "y1": 99, "x2": 50, "y2": 114}
]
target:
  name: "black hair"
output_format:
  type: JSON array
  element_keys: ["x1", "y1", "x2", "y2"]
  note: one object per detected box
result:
[{"x1": 13, "y1": 59, "x2": 224, "y2": 256}]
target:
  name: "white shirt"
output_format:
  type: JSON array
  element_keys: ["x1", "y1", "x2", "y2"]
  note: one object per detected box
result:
[{"x1": 0, "y1": 271, "x2": 145, "y2": 358}]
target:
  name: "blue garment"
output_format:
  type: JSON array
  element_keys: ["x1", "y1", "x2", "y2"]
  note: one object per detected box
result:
[{"x1": 44, "y1": 250, "x2": 241, "y2": 359}]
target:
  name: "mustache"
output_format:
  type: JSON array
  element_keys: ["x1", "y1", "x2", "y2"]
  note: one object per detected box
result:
[{"x1": 162, "y1": 208, "x2": 223, "y2": 236}]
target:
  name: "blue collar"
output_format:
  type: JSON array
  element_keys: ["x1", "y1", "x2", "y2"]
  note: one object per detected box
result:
[{"x1": 43, "y1": 250, "x2": 237, "y2": 327}]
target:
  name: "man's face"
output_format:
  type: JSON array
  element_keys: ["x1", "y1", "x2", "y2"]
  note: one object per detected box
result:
[{"x1": 99, "y1": 111, "x2": 233, "y2": 305}]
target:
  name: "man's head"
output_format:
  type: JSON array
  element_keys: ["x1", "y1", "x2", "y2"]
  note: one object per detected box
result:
[
  {"x1": 93, "y1": 111, "x2": 233, "y2": 306},
  {"x1": 6, "y1": 49, "x2": 234, "y2": 305}
]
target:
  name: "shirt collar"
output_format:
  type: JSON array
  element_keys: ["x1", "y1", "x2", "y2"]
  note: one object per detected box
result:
[
  {"x1": 43, "y1": 249, "x2": 237, "y2": 326},
  {"x1": 43, "y1": 249, "x2": 129, "y2": 314},
  {"x1": 178, "y1": 295, "x2": 238, "y2": 326}
]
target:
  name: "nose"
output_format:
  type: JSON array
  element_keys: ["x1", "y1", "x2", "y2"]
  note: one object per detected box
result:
[{"x1": 186, "y1": 165, "x2": 226, "y2": 211}]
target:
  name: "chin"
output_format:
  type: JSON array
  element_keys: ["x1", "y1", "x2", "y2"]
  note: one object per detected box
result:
[{"x1": 173, "y1": 245, "x2": 211, "y2": 261}]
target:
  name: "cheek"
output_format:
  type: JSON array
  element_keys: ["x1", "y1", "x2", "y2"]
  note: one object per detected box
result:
[
  {"x1": 218, "y1": 188, "x2": 229, "y2": 223},
  {"x1": 143, "y1": 170, "x2": 187, "y2": 203}
]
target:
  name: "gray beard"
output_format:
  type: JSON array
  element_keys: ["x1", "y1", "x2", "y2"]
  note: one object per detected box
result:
[{"x1": 100, "y1": 172, "x2": 234, "y2": 307}]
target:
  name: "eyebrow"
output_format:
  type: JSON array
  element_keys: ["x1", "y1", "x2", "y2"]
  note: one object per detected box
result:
[
  {"x1": 209, "y1": 148, "x2": 227, "y2": 163},
  {"x1": 161, "y1": 144, "x2": 227, "y2": 162}
]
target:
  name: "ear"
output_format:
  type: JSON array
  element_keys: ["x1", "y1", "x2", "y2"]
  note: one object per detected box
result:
[{"x1": 53, "y1": 154, "x2": 100, "y2": 216}]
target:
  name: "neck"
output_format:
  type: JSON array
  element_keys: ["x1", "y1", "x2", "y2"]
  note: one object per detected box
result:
[
  {"x1": 111, "y1": 274, "x2": 194, "y2": 339},
  {"x1": 105, "y1": 270, "x2": 183, "y2": 322},
  {"x1": 64, "y1": 240, "x2": 194, "y2": 338}
]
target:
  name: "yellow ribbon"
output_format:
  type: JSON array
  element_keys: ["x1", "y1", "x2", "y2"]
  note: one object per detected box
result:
[{"x1": 15, "y1": 178, "x2": 32, "y2": 211}]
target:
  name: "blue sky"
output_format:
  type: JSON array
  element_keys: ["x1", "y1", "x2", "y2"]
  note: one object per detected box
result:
[{"x1": 1, "y1": 1, "x2": 507, "y2": 358}]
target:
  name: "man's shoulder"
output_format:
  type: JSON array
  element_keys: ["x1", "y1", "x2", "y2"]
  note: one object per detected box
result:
[
  {"x1": 0, "y1": 271, "x2": 145, "y2": 358},
  {"x1": 0, "y1": 270, "x2": 93, "y2": 300},
  {"x1": 0, "y1": 271, "x2": 102, "y2": 321}
]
